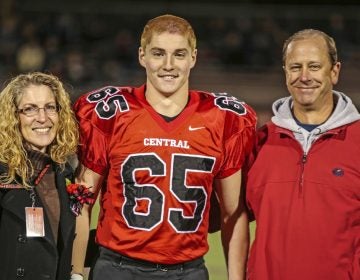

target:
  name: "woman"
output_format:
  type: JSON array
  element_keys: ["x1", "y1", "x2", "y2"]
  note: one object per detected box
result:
[{"x1": 0, "y1": 72, "x2": 79, "y2": 280}]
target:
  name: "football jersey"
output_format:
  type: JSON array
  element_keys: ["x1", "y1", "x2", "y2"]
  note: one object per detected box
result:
[{"x1": 74, "y1": 85, "x2": 256, "y2": 264}]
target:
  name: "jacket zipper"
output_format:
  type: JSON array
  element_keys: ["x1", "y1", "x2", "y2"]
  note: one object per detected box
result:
[
  {"x1": 299, "y1": 153, "x2": 307, "y2": 197},
  {"x1": 277, "y1": 127, "x2": 340, "y2": 198}
]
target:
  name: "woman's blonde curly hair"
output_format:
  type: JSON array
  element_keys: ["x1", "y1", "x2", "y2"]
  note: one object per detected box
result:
[{"x1": 0, "y1": 72, "x2": 79, "y2": 187}]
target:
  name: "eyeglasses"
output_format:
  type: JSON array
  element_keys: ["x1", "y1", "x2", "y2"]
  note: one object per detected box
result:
[{"x1": 17, "y1": 104, "x2": 59, "y2": 117}]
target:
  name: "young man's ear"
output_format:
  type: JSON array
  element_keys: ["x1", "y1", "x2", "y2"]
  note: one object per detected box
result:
[
  {"x1": 138, "y1": 47, "x2": 146, "y2": 67},
  {"x1": 190, "y1": 49, "x2": 197, "y2": 68}
]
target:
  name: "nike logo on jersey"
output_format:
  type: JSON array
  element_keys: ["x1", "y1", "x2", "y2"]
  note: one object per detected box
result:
[{"x1": 188, "y1": 125, "x2": 205, "y2": 131}]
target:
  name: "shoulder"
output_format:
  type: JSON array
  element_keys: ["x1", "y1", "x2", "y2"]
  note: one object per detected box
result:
[
  {"x1": 256, "y1": 121, "x2": 279, "y2": 142},
  {"x1": 199, "y1": 91, "x2": 257, "y2": 139},
  {"x1": 347, "y1": 119, "x2": 360, "y2": 129},
  {"x1": 74, "y1": 85, "x2": 137, "y2": 134},
  {"x1": 196, "y1": 90, "x2": 257, "y2": 125},
  {"x1": 257, "y1": 121, "x2": 272, "y2": 137},
  {"x1": 74, "y1": 85, "x2": 135, "y2": 118},
  {"x1": 340, "y1": 120, "x2": 360, "y2": 142}
]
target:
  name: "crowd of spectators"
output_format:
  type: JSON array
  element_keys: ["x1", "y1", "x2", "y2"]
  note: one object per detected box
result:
[{"x1": 1, "y1": 2, "x2": 360, "y2": 98}]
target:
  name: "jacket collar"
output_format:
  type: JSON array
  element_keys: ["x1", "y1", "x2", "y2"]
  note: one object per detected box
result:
[{"x1": 0, "y1": 164, "x2": 75, "y2": 247}]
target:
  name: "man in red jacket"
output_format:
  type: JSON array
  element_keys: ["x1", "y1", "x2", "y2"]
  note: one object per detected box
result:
[{"x1": 246, "y1": 29, "x2": 360, "y2": 280}]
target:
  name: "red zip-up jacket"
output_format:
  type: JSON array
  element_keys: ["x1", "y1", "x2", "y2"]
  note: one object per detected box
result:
[{"x1": 246, "y1": 121, "x2": 360, "y2": 280}]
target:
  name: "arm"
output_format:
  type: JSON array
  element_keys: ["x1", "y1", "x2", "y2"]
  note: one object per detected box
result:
[
  {"x1": 215, "y1": 169, "x2": 249, "y2": 280},
  {"x1": 71, "y1": 164, "x2": 103, "y2": 276}
]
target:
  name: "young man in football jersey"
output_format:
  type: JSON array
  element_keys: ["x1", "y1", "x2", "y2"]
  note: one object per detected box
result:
[
  {"x1": 246, "y1": 29, "x2": 360, "y2": 279},
  {"x1": 70, "y1": 14, "x2": 256, "y2": 280}
]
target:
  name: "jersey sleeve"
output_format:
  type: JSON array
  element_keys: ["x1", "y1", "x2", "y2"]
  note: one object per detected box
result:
[
  {"x1": 73, "y1": 92, "x2": 113, "y2": 176},
  {"x1": 216, "y1": 103, "x2": 257, "y2": 179}
]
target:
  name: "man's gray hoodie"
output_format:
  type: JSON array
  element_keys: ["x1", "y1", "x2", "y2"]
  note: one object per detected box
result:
[{"x1": 271, "y1": 90, "x2": 360, "y2": 154}]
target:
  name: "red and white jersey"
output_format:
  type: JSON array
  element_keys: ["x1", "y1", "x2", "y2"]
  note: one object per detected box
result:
[{"x1": 74, "y1": 85, "x2": 256, "y2": 264}]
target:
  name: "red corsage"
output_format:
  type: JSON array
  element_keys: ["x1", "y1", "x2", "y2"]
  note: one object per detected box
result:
[{"x1": 66, "y1": 183, "x2": 95, "y2": 216}]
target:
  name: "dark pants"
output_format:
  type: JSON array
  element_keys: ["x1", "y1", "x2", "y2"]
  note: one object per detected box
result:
[{"x1": 90, "y1": 247, "x2": 209, "y2": 280}]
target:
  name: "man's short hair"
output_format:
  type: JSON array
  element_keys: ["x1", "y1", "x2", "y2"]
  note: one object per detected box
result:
[{"x1": 282, "y1": 29, "x2": 338, "y2": 66}]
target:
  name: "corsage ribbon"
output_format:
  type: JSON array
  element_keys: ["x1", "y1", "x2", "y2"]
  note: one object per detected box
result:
[{"x1": 66, "y1": 183, "x2": 95, "y2": 216}]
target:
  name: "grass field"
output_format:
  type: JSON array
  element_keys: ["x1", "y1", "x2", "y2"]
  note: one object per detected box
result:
[{"x1": 89, "y1": 201, "x2": 256, "y2": 280}]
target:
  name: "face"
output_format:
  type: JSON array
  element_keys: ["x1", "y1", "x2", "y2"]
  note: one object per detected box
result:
[
  {"x1": 284, "y1": 37, "x2": 340, "y2": 112},
  {"x1": 138, "y1": 31, "x2": 197, "y2": 96},
  {"x1": 17, "y1": 84, "x2": 59, "y2": 153}
]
